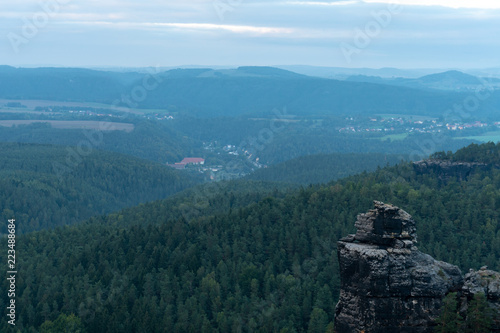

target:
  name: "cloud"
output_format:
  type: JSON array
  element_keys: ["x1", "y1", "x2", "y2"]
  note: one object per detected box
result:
[
  {"x1": 147, "y1": 22, "x2": 295, "y2": 35},
  {"x1": 286, "y1": 1, "x2": 360, "y2": 6},
  {"x1": 2, "y1": 0, "x2": 499, "y2": 68},
  {"x1": 58, "y1": 20, "x2": 296, "y2": 36},
  {"x1": 362, "y1": 0, "x2": 500, "y2": 9}
]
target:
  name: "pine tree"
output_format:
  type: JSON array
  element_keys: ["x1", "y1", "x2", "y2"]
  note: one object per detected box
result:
[
  {"x1": 307, "y1": 307, "x2": 328, "y2": 333},
  {"x1": 466, "y1": 293, "x2": 493, "y2": 333},
  {"x1": 435, "y1": 293, "x2": 464, "y2": 333},
  {"x1": 40, "y1": 313, "x2": 86, "y2": 333}
]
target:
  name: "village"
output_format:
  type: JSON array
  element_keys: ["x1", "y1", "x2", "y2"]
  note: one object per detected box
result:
[{"x1": 338, "y1": 116, "x2": 492, "y2": 134}]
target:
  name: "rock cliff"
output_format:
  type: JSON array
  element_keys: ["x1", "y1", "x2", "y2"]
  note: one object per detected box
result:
[
  {"x1": 462, "y1": 267, "x2": 500, "y2": 331},
  {"x1": 413, "y1": 160, "x2": 489, "y2": 182},
  {"x1": 335, "y1": 201, "x2": 464, "y2": 333}
]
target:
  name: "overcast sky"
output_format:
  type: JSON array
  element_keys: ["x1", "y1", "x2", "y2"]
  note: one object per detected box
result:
[{"x1": 1, "y1": 0, "x2": 499, "y2": 69}]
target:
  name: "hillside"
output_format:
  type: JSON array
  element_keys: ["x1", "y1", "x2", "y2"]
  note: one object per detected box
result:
[
  {"x1": 0, "y1": 121, "x2": 198, "y2": 164},
  {"x1": 245, "y1": 152, "x2": 404, "y2": 185},
  {"x1": 122, "y1": 69, "x2": 462, "y2": 117},
  {"x1": 346, "y1": 70, "x2": 500, "y2": 92},
  {"x1": 0, "y1": 66, "x2": 479, "y2": 118},
  {"x1": 0, "y1": 143, "x2": 202, "y2": 234},
  {"x1": 1, "y1": 143, "x2": 499, "y2": 332},
  {"x1": 0, "y1": 66, "x2": 141, "y2": 102}
]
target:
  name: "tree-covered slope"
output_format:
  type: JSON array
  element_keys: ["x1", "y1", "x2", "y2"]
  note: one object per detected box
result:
[
  {"x1": 1, "y1": 143, "x2": 500, "y2": 332},
  {"x1": 245, "y1": 152, "x2": 404, "y2": 185},
  {"x1": 431, "y1": 141, "x2": 500, "y2": 164},
  {"x1": 0, "y1": 66, "x2": 488, "y2": 118},
  {"x1": 0, "y1": 66, "x2": 141, "y2": 102},
  {"x1": 0, "y1": 121, "x2": 199, "y2": 164},
  {"x1": 0, "y1": 143, "x2": 202, "y2": 234}
]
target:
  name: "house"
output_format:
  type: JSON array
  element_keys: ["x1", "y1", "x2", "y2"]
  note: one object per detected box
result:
[
  {"x1": 180, "y1": 158, "x2": 205, "y2": 165},
  {"x1": 167, "y1": 157, "x2": 205, "y2": 169}
]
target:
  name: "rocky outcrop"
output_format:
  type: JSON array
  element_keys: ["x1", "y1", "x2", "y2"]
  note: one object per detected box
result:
[
  {"x1": 413, "y1": 160, "x2": 489, "y2": 182},
  {"x1": 462, "y1": 267, "x2": 500, "y2": 331},
  {"x1": 335, "y1": 201, "x2": 463, "y2": 333}
]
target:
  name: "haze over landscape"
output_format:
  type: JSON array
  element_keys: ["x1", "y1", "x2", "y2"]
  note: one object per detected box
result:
[
  {"x1": 1, "y1": 0, "x2": 500, "y2": 332},
  {"x1": 2, "y1": 0, "x2": 500, "y2": 68}
]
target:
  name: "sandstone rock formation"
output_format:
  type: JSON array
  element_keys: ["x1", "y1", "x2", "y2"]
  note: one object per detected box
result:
[
  {"x1": 413, "y1": 160, "x2": 489, "y2": 182},
  {"x1": 335, "y1": 201, "x2": 463, "y2": 333},
  {"x1": 462, "y1": 267, "x2": 500, "y2": 331}
]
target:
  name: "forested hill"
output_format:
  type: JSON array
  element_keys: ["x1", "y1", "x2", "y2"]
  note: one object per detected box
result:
[
  {"x1": 1, "y1": 143, "x2": 499, "y2": 332},
  {"x1": 0, "y1": 66, "x2": 491, "y2": 118},
  {"x1": 0, "y1": 121, "x2": 195, "y2": 164},
  {"x1": 245, "y1": 152, "x2": 404, "y2": 185},
  {"x1": 0, "y1": 143, "x2": 202, "y2": 234},
  {"x1": 431, "y1": 141, "x2": 500, "y2": 164},
  {"x1": 0, "y1": 66, "x2": 141, "y2": 102}
]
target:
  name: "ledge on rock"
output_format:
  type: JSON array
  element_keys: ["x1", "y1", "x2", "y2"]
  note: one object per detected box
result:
[
  {"x1": 413, "y1": 160, "x2": 489, "y2": 182},
  {"x1": 462, "y1": 267, "x2": 500, "y2": 330},
  {"x1": 353, "y1": 200, "x2": 416, "y2": 246}
]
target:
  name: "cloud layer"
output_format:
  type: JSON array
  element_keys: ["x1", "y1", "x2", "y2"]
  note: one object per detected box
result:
[{"x1": 1, "y1": 0, "x2": 499, "y2": 68}]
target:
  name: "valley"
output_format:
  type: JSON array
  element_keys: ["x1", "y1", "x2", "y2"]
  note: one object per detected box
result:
[{"x1": 0, "y1": 66, "x2": 499, "y2": 332}]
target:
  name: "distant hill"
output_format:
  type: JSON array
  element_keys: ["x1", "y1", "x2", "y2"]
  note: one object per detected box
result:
[
  {"x1": 0, "y1": 142, "x2": 202, "y2": 233},
  {"x1": 0, "y1": 66, "x2": 490, "y2": 118},
  {"x1": 0, "y1": 66, "x2": 142, "y2": 102},
  {"x1": 346, "y1": 70, "x2": 500, "y2": 92},
  {"x1": 245, "y1": 152, "x2": 404, "y2": 185},
  {"x1": 0, "y1": 121, "x2": 197, "y2": 164},
  {"x1": 141, "y1": 70, "x2": 461, "y2": 117},
  {"x1": 275, "y1": 65, "x2": 441, "y2": 79},
  {"x1": 418, "y1": 70, "x2": 482, "y2": 85}
]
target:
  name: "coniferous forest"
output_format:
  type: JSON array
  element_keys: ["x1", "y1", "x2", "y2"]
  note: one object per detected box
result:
[
  {"x1": 3, "y1": 1, "x2": 500, "y2": 330},
  {"x1": 1, "y1": 143, "x2": 500, "y2": 332}
]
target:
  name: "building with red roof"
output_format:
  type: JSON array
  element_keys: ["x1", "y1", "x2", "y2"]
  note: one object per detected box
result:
[{"x1": 180, "y1": 158, "x2": 205, "y2": 165}]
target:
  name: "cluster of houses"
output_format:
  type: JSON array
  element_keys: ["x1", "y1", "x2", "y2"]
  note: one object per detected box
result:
[{"x1": 339, "y1": 117, "x2": 494, "y2": 134}]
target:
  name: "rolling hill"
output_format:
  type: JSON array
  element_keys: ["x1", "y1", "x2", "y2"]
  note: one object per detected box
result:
[
  {"x1": 0, "y1": 142, "x2": 203, "y2": 234},
  {"x1": 0, "y1": 66, "x2": 490, "y2": 118},
  {"x1": 1, "y1": 143, "x2": 499, "y2": 332},
  {"x1": 346, "y1": 70, "x2": 500, "y2": 92},
  {"x1": 245, "y1": 152, "x2": 404, "y2": 185}
]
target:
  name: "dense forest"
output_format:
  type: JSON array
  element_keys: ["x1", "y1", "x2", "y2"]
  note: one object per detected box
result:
[
  {"x1": 0, "y1": 121, "x2": 197, "y2": 164},
  {"x1": 0, "y1": 143, "x2": 202, "y2": 234},
  {"x1": 0, "y1": 116, "x2": 475, "y2": 168},
  {"x1": 245, "y1": 152, "x2": 404, "y2": 185},
  {"x1": 1, "y1": 143, "x2": 499, "y2": 332},
  {"x1": 431, "y1": 141, "x2": 500, "y2": 164},
  {"x1": 0, "y1": 66, "x2": 484, "y2": 118}
]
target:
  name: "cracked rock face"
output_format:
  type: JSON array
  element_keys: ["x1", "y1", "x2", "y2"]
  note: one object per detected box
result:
[
  {"x1": 335, "y1": 201, "x2": 463, "y2": 333},
  {"x1": 353, "y1": 200, "x2": 417, "y2": 246},
  {"x1": 462, "y1": 267, "x2": 500, "y2": 331},
  {"x1": 413, "y1": 160, "x2": 488, "y2": 182}
]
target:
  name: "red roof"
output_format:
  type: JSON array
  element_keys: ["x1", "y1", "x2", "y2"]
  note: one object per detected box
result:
[{"x1": 181, "y1": 158, "x2": 204, "y2": 164}]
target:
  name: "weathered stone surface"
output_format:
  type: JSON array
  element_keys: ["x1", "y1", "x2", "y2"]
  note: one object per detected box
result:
[
  {"x1": 462, "y1": 267, "x2": 500, "y2": 331},
  {"x1": 335, "y1": 201, "x2": 463, "y2": 333},
  {"x1": 413, "y1": 160, "x2": 489, "y2": 182},
  {"x1": 354, "y1": 201, "x2": 417, "y2": 246}
]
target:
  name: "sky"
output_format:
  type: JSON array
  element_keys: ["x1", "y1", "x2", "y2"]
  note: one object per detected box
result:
[{"x1": 1, "y1": 0, "x2": 500, "y2": 69}]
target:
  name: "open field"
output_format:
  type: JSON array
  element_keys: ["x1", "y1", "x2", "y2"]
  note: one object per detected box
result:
[
  {"x1": 0, "y1": 99, "x2": 169, "y2": 115},
  {"x1": 0, "y1": 109, "x2": 62, "y2": 114},
  {"x1": 380, "y1": 133, "x2": 409, "y2": 141},
  {"x1": 457, "y1": 131, "x2": 500, "y2": 143},
  {"x1": 377, "y1": 114, "x2": 438, "y2": 121},
  {"x1": 0, "y1": 120, "x2": 135, "y2": 132}
]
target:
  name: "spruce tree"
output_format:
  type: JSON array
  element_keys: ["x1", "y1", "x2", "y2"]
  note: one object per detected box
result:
[
  {"x1": 466, "y1": 293, "x2": 493, "y2": 333},
  {"x1": 435, "y1": 293, "x2": 464, "y2": 333}
]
